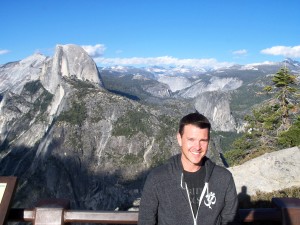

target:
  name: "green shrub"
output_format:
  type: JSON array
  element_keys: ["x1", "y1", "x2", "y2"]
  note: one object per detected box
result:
[
  {"x1": 33, "y1": 91, "x2": 53, "y2": 113},
  {"x1": 223, "y1": 148, "x2": 247, "y2": 166},
  {"x1": 155, "y1": 115, "x2": 178, "y2": 145},
  {"x1": 23, "y1": 80, "x2": 42, "y2": 94},
  {"x1": 90, "y1": 105, "x2": 104, "y2": 123},
  {"x1": 112, "y1": 109, "x2": 151, "y2": 138},
  {"x1": 211, "y1": 131, "x2": 242, "y2": 153},
  {"x1": 278, "y1": 117, "x2": 300, "y2": 147},
  {"x1": 58, "y1": 101, "x2": 87, "y2": 126}
]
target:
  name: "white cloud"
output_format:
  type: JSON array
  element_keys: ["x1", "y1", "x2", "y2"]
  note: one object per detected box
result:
[
  {"x1": 0, "y1": 49, "x2": 10, "y2": 55},
  {"x1": 261, "y1": 45, "x2": 300, "y2": 58},
  {"x1": 94, "y1": 56, "x2": 233, "y2": 69},
  {"x1": 232, "y1": 49, "x2": 247, "y2": 55},
  {"x1": 81, "y1": 44, "x2": 106, "y2": 57}
]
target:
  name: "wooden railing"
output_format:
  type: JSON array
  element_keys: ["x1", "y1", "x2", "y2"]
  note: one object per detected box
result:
[{"x1": 5, "y1": 197, "x2": 300, "y2": 225}]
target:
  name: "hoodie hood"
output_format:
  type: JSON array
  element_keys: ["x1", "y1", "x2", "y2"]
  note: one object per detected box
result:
[{"x1": 167, "y1": 154, "x2": 216, "y2": 183}]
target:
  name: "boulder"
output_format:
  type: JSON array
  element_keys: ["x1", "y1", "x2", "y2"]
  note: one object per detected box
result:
[{"x1": 229, "y1": 147, "x2": 300, "y2": 196}]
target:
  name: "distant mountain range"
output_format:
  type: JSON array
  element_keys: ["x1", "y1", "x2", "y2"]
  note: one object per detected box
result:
[{"x1": 99, "y1": 57, "x2": 300, "y2": 131}]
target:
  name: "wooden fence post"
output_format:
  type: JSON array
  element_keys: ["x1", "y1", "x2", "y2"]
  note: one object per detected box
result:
[{"x1": 33, "y1": 199, "x2": 70, "y2": 225}]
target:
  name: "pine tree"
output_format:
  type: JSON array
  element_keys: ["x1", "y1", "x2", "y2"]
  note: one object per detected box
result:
[
  {"x1": 271, "y1": 67, "x2": 297, "y2": 129},
  {"x1": 225, "y1": 67, "x2": 299, "y2": 166}
]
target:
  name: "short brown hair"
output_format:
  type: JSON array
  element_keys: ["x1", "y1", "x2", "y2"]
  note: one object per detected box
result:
[{"x1": 178, "y1": 111, "x2": 211, "y2": 136}]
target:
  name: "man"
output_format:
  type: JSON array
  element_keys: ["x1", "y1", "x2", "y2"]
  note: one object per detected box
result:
[{"x1": 138, "y1": 112, "x2": 240, "y2": 225}]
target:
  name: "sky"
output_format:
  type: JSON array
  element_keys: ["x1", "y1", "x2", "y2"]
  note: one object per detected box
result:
[{"x1": 1, "y1": 0, "x2": 300, "y2": 68}]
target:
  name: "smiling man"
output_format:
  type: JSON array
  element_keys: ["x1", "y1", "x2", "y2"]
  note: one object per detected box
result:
[{"x1": 138, "y1": 112, "x2": 240, "y2": 225}]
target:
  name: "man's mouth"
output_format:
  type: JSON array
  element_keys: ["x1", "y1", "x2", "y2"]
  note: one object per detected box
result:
[{"x1": 191, "y1": 151, "x2": 200, "y2": 155}]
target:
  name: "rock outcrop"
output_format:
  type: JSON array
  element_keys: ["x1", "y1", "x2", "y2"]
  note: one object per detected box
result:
[
  {"x1": 157, "y1": 75, "x2": 192, "y2": 92},
  {"x1": 142, "y1": 82, "x2": 171, "y2": 98},
  {"x1": 40, "y1": 44, "x2": 103, "y2": 94},
  {"x1": 229, "y1": 147, "x2": 300, "y2": 196},
  {"x1": 194, "y1": 91, "x2": 236, "y2": 131}
]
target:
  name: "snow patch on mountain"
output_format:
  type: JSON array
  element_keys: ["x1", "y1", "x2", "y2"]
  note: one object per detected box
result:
[
  {"x1": 240, "y1": 65, "x2": 259, "y2": 70},
  {"x1": 133, "y1": 74, "x2": 150, "y2": 80},
  {"x1": 246, "y1": 61, "x2": 278, "y2": 67},
  {"x1": 145, "y1": 67, "x2": 166, "y2": 74},
  {"x1": 283, "y1": 58, "x2": 300, "y2": 67},
  {"x1": 109, "y1": 65, "x2": 129, "y2": 72},
  {"x1": 145, "y1": 66, "x2": 207, "y2": 77}
]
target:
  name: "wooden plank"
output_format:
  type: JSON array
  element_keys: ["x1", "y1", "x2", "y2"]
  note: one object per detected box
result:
[
  {"x1": 64, "y1": 211, "x2": 139, "y2": 224},
  {"x1": 239, "y1": 208, "x2": 281, "y2": 222}
]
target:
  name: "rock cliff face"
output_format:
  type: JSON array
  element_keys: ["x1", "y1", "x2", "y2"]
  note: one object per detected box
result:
[
  {"x1": 157, "y1": 75, "x2": 192, "y2": 92},
  {"x1": 178, "y1": 77, "x2": 243, "y2": 98},
  {"x1": 142, "y1": 82, "x2": 171, "y2": 98},
  {"x1": 0, "y1": 88, "x2": 180, "y2": 210},
  {"x1": 194, "y1": 91, "x2": 236, "y2": 131},
  {"x1": 40, "y1": 44, "x2": 103, "y2": 94}
]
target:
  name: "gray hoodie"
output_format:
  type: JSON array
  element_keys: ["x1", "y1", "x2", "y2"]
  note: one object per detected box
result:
[{"x1": 138, "y1": 154, "x2": 240, "y2": 225}]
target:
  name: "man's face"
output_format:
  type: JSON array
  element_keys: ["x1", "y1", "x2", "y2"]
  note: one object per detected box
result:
[{"x1": 177, "y1": 124, "x2": 209, "y2": 172}]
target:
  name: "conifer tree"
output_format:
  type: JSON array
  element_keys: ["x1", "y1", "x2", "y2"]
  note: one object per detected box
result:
[
  {"x1": 263, "y1": 67, "x2": 297, "y2": 129},
  {"x1": 225, "y1": 67, "x2": 299, "y2": 166},
  {"x1": 271, "y1": 67, "x2": 297, "y2": 129}
]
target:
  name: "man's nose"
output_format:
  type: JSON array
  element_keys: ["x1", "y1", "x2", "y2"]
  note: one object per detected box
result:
[{"x1": 194, "y1": 141, "x2": 202, "y2": 149}]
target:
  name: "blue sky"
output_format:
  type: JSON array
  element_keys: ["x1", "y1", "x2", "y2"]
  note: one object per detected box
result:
[{"x1": 1, "y1": 0, "x2": 300, "y2": 68}]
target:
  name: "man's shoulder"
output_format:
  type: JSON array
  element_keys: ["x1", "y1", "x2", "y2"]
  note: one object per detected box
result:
[
  {"x1": 209, "y1": 163, "x2": 234, "y2": 183},
  {"x1": 148, "y1": 159, "x2": 172, "y2": 177},
  {"x1": 146, "y1": 154, "x2": 181, "y2": 182}
]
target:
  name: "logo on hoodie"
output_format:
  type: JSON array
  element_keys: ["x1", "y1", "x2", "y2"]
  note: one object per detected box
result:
[{"x1": 204, "y1": 191, "x2": 216, "y2": 209}]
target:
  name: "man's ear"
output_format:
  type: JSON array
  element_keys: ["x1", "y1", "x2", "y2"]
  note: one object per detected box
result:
[{"x1": 177, "y1": 133, "x2": 182, "y2": 147}]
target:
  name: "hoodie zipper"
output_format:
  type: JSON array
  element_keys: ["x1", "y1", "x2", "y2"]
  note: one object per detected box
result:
[{"x1": 181, "y1": 173, "x2": 208, "y2": 225}]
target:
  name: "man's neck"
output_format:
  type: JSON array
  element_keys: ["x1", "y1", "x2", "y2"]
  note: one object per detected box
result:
[
  {"x1": 181, "y1": 155, "x2": 205, "y2": 172},
  {"x1": 182, "y1": 161, "x2": 202, "y2": 172}
]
